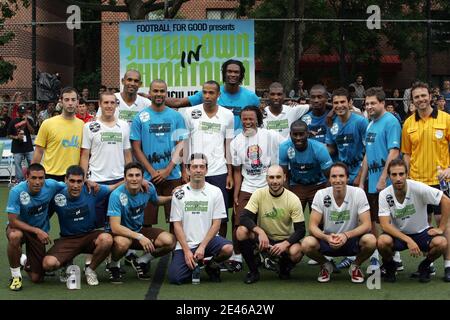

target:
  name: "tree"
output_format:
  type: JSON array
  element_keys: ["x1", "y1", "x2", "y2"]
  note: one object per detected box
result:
[
  {"x1": 60, "y1": 0, "x2": 189, "y2": 20},
  {"x1": 0, "y1": 0, "x2": 30, "y2": 85}
]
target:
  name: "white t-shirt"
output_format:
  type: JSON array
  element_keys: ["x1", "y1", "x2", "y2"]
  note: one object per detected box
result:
[
  {"x1": 97, "y1": 92, "x2": 151, "y2": 125},
  {"x1": 170, "y1": 182, "x2": 227, "y2": 250},
  {"x1": 81, "y1": 119, "x2": 131, "y2": 181},
  {"x1": 311, "y1": 186, "x2": 370, "y2": 234},
  {"x1": 262, "y1": 104, "x2": 309, "y2": 138},
  {"x1": 183, "y1": 104, "x2": 234, "y2": 176},
  {"x1": 378, "y1": 179, "x2": 443, "y2": 234},
  {"x1": 230, "y1": 128, "x2": 284, "y2": 193}
]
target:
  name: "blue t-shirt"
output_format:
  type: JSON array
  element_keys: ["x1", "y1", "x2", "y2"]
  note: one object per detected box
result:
[
  {"x1": 279, "y1": 138, "x2": 333, "y2": 186},
  {"x1": 6, "y1": 179, "x2": 66, "y2": 232},
  {"x1": 365, "y1": 112, "x2": 401, "y2": 193},
  {"x1": 325, "y1": 113, "x2": 368, "y2": 183},
  {"x1": 107, "y1": 183, "x2": 158, "y2": 232},
  {"x1": 130, "y1": 107, "x2": 187, "y2": 180},
  {"x1": 188, "y1": 85, "x2": 260, "y2": 133},
  {"x1": 300, "y1": 111, "x2": 328, "y2": 144},
  {"x1": 52, "y1": 185, "x2": 110, "y2": 237}
]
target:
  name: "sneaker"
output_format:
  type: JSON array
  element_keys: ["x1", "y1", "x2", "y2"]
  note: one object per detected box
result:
[
  {"x1": 83, "y1": 263, "x2": 90, "y2": 272},
  {"x1": 85, "y1": 270, "x2": 99, "y2": 286},
  {"x1": 131, "y1": 260, "x2": 151, "y2": 280},
  {"x1": 366, "y1": 257, "x2": 380, "y2": 274},
  {"x1": 222, "y1": 260, "x2": 243, "y2": 273},
  {"x1": 278, "y1": 260, "x2": 294, "y2": 280},
  {"x1": 59, "y1": 268, "x2": 68, "y2": 283},
  {"x1": 410, "y1": 263, "x2": 436, "y2": 279},
  {"x1": 109, "y1": 267, "x2": 123, "y2": 284},
  {"x1": 317, "y1": 262, "x2": 333, "y2": 283},
  {"x1": 336, "y1": 257, "x2": 355, "y2": 270},
  {"x1": 308, "y1": 259, "x2": 319, "y2": 265},
  {"x1": 9, "y1": 277, "x2": 22, "y2": 291},
  {"x1": 417, "y1": 259, "x2": 432, "y2": 283},
  {"x1": 205, "y1": 261, "x2": 221, "y2": 283},
  {"x1": 262, "y1": 253, "x2": 279, "y2": 273},
  {"x1": 349, "y1": 263, "x2": 365, "y2": 283},
  {"x1": 444, "y1": 267, "x2": 450, "y2": 282},
  {"x1": 244, "y1": 271, "x2": 260, "y2": 284},
  {"x1": 383, "y1": 259, "x2": 397, "y2": 283},
  {"x1": 124, "y1": 252, "x2": 138, "y2": 266},
  {"x1": 45, "y1": 271, "x2": 55, "y2": 277},
  {"x1": 394, "y1": 260, "x2": 404, "y2": 271}
]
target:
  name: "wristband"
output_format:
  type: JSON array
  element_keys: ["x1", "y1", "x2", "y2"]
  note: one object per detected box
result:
[{"x1": 136, "y1": 233, "x2": 144, "y2": 241}]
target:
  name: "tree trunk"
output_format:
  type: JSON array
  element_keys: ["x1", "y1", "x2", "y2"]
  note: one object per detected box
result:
[
  {"x1": 278, "y1": 0, "x2": 304, "y2": 94},
  {"x1": 125, "y1": 0, "x2": 147, "y2": 20}
]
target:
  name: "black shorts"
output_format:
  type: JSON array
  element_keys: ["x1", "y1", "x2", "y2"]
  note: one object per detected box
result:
[
  {"x1": 426, "y1": 185, "x2": 441, "y2": 215},
  {"x1": 319, "y1": 236, "x2": 361, "y2": 257},
  {"x1": 391, "y1": 228, "x2": 443, "y2": 252}
]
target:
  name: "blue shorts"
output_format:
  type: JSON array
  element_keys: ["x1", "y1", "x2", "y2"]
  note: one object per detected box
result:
[
  {"x1": 319, "y1": 236, "x2": 361, "y2": 257},
  {"x1": 168, "y1": 236, "x2": 232, "y2": 284},
  {"x1": 392, "y1": 228, "x2": 437, "y2": 252},
  {"x1": 205, "y1": 173, "x2": 229, "y2": 222}
]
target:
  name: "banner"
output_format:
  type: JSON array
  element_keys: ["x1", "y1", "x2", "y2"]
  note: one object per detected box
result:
[{"x1": 119, "y1": 20, "x2": 255, "y2": 98}]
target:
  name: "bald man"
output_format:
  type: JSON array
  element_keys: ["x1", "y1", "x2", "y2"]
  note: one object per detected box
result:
[{"x1": 236, "y1": 165, "x2": 305, "y2": 284}]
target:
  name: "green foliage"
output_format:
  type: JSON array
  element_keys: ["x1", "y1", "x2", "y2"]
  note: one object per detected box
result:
[{"x1": 74, "y1": 67, "x2": 101, "y2": 93}]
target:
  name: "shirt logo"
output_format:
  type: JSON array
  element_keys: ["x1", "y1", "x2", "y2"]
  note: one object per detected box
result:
[
  {"x1": 302, "y1": 114, "x2": 312, "y2": 125},
  {"x1": 323, "y1": 195, "x2": 332, "y2": 208},
  {"x1": 174, "y1": 189, "x2": 185, "y2": 200},
  {"x1": 89, "y1": 122, "x2": 100, "y2": 133},
  {"x1": 386, "y1": 194, "x2": 395, "y2": 207},
  {"x1": 54, "y1": 193, "x2": 67, "y2": 207},
  {"x1": 62, "y1": 136, "x2": 80, "y2": 148},
  {"x1": 20, "y1": 191, "x2": 31, "y2": 205},
  {"x1": 262, "y1": 110, "x2": 268, "y2": 119},
  {"x1": 139, "y1": 111, "x2": 150, "y2": 122},
  {"x1": 287, "y1": 147, "x2": 295, "y2": 159},
  {"x1": 119, "y1": 193, "x2": 128, "y2": 206},
  {"x1": 191, "y1": 109, "x2": 202, "y2": 119},
  {"x1": 435, "y1": 130, "x2": 443, "y2": 139},
  {"x1": 246, "y1": 145, "x2": 263, "y2": 170},
  {"x1": 330, "y1": 123, "x2": 339, "y2": 135}
]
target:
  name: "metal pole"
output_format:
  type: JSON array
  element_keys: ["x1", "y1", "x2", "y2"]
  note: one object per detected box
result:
[
  {"x1": 426, "y1": 0, "x2": 432, "y2": 85},
  {"x1": 31, "y1": 0, "x2": 36, "y2": 103},
  {"x1": 294, "y1": 0, "x2": 299, "y2": 81}
]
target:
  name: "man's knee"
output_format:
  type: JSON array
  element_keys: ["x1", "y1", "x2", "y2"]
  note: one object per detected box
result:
[
  {"x1": 360, "y1": 234, "x2": 377, "y2": 249},
  {"x1": 236, "y1": 226, "x2": 250, "y2": 241},
  {"x1": 168, "y1": 265, "x2": 188, "y2": 285},
  {"x1": 112, "y1": 236, "x2": 131, "y2": 252},
  {"x1": 7, "y1": 229, "x2": 24, "y2": 244},
  {"x1": 220, "y1": 244, "x2": 234, "y2": 258},
  {"x1": 431, "y1": 236, "x2": 448, "y2": 252},
  {"x1": 157, "y1": 231, "x2": 176, "y2": 249},
  {"x1": 301, "y1": 236, "x2": 318, "y2": 253},
  {"x1": 29, "y1": 272, "x2": 44, "y2": 283},
  {"x1": 96, "y1": 233, "x2": 113, "y2": 249},
  {"x1": 42, "y1": 256, "x2": 60, "y2": 271},
  {"x1": 377, "y1": 234, "x2": 393, "y2": 249}
]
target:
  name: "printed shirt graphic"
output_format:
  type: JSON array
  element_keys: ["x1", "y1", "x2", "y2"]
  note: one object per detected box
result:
[
  {"x1": 365, "y1": 112, "x2": 401, "y2": 193},
  {"x1": 325, "y1": 113, "x2": 368, "y2": 183},
  {"x1": 262, "y1": 104, "x2": 309, "y2": 139},
  {"x1": 188, "y1": 85, "x2": 260, "y2": 134},
  {"x1": 230, "y1": 128, "x2": 284, "y2": 193},
  {"x1": 53, "y1": 185, "x2": 110, "y2": 236},
  {"x1": 170, "y1": 183, "x2": 226, "y2": 250},
  {"x1": 82, "y1": 119, "x2": 131, "y2": 181},
  {"x1": 378, "y1": 180, "x2": 442, "y2": 234},
  {"x1": 245, "y1": 187, "x2": 304, "y2": 241},
  {"x1": 6, "y1": 179, "x2": 66, "y2": 232},
  {"x1": 130, "y1": 107, "x2": 187, "y2": 180},
  {"x1": 96, "y1": 92, "x2": 151, "y2": 126},
  {"x1": 301, "y1": 111, "x2": 328, "y2": 144},
  {"x1": 107, "y1": 183, "x2": 158, "y2": 232},
  {"x1": 183, "y1": 104, "x2": 234, "y2": 176},
  {"x1": 312, "y1": 186, "x2": 370, "y2": 234},
  {"x1": 34, "y1": 116, "x2": 84, "y2": 175},
  {"x1": 279, "y1": 138, "x2": 332, "y2": 186}
]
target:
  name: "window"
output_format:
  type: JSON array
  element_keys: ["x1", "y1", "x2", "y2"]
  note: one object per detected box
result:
[{"x1": 206, "y1": 9, "x2": 237, "y2": 20}]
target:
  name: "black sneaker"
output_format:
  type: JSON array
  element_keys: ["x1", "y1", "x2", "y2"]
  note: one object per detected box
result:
[
  {"x1": 205, "y1": 261, "x2": 221, "y2": 283},
  {"x1": 109, "y1": 267, "x2": 123, "y2": 284},
  {"x1": 417, "y1": 259, "x2": 432, "y2": 283},
  {"x1": 223, "y1": 260, "x2": 243, "y2": 273},
  {"x1": 410, "y1": 262, "x2": 436, "y2": 279},
  {"x1": 124, "y1": 252, "x2": 138, "y2": 266},
  {"x1": 244, "y1": 271, "x2": 260, "y2": 284},
  {"x1": 444, "y1": 267, "x2": 450, "y2": 282},
  {"x1": 131, "y1": 260, "x2": 151, "y2": 280},
  {"x1": 383, "y1": 259, "x2": 396, "y2": 283}
]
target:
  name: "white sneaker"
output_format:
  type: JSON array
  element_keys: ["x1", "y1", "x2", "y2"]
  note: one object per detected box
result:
[
  {"x1": 85, "y1": 270, "x2": 99, "y2": 286},
  {"x1": 366, "y1": 257, "x2": 380, "y2": 274}
]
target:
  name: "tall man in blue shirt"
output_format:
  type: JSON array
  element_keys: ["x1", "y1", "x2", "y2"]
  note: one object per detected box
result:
[
  {"x1": 358, "y1": 87, "x2": 402, "y2": 272},
  {"x1": 164, "y1": 59, "x2": 260, "y2": 135},
  {"x1": 326, "y1": 88, "x2": 368, "y2": 185},
  {"x1": 5, "y1": 163, "x2": 66, "y2": 291},
  {"x1": 280, "y1": 120, "x2": 333, "y2": 210},
  {"x1": 131, "y1": 79, "x2": 187, "y2": 230},
  {"x1": 300, "y1": 84, "x2": 331, "y2": 144},
  {"x1": 42, "y1": 165, "x2": 122, "y2": 286},
  {"x1": 107, "y1": 162, "x2": 176, "y2": 283}
]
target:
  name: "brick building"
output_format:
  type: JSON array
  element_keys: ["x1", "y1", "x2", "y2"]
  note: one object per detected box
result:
[{"x1": 0, "y1": 0, "x2": 73, "y2": 97}]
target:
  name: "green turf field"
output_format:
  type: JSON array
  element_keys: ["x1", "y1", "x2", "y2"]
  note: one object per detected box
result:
[{"x1": 1, "y1": 184, "x2": 449, "y2": 300}]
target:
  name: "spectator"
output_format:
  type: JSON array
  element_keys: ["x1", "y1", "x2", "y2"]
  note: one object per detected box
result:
[
  {"x1": 0, "y1": 105, "x2": 11, "y2": 138},
  {"x1": 349, "y1": 74, "x2": 365, "y2": 110}
]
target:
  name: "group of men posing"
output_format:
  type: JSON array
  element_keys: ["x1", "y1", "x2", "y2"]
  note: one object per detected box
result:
[{"x1": 5, "y1": 59, "x2": 450, "y2": 292}]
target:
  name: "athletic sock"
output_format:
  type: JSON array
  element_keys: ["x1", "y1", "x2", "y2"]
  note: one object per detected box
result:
[
  {"x1": 231, "y1": 252, "x2": 242, "y2": 262},
  {"x1": 10, "y1": 267, "x2": 21, "y2": 278},
  {"x1": 239, "y1": 239, "x2": 258, "y2": 273},
  {"x1": 393, "y1": 251, "x2": 401, "y2": 262},
  {"x1": 444, "y1": 260, "x2": 450, "y2": 268},
  {"x1": 136, "y1": 253, "x2": 154, "y2": 264}
]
